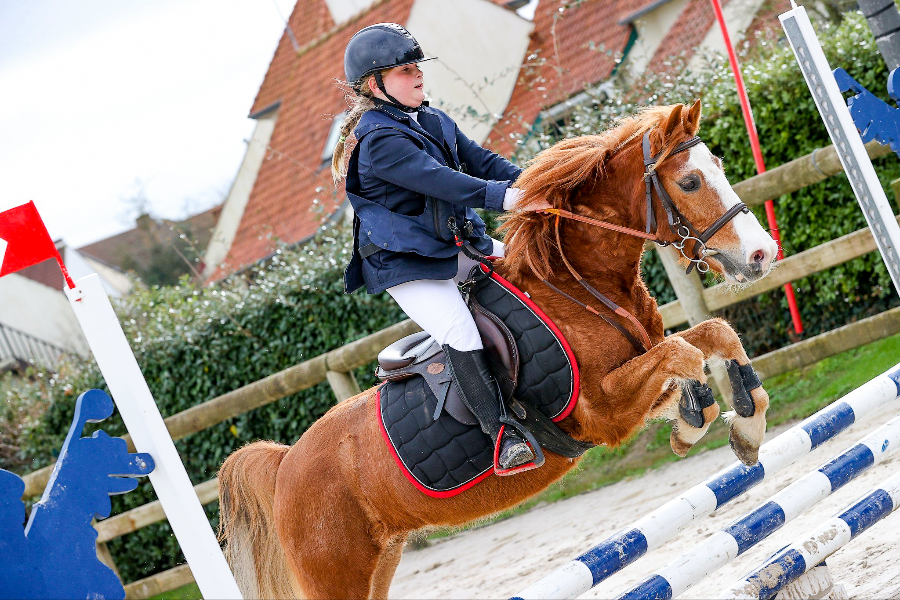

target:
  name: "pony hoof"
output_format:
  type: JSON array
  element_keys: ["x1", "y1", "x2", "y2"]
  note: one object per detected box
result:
[
  {"x1": 729, "y1": 428, "x2": 759, "y2": 466},
  {"x1": 669, "y1": 427, "x2": 692, "y2": 458}
]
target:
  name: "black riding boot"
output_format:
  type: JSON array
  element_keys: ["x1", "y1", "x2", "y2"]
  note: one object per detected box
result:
[{"x1": 443, "y1": 345, "x2": 535, "y2": 473}]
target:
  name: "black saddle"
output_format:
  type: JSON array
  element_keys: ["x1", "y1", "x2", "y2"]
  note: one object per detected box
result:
[{"x1": 375, "y1": 268, "x2": 595, "y2": 497}]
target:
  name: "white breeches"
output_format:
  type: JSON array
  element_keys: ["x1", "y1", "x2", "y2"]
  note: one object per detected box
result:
[{"x1": 387, "y1": 239, "x2": 505, "y2": 351}]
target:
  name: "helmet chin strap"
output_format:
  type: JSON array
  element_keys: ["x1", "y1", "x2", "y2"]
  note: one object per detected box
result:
[{"x1": 373, "y1": 71, "x2": 419, "y2": 113}]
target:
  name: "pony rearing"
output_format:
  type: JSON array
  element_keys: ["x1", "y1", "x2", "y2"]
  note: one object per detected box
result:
[{"x1": 218, "y1": 100, "x2": 778, "y2": 600}]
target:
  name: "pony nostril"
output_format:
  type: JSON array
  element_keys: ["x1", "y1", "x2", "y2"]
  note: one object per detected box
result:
[{"x1": 746, "y1": 248, "x2": 769, "y2": 276}]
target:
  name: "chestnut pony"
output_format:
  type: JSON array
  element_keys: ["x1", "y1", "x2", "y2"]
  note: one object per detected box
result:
[{"x1": 218, "y1": 102, "x2": 777, "y2": 599}]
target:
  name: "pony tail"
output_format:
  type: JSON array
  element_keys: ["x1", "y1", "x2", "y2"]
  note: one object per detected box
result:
[{"x1": 331, "y1": 77, "x2": 376, "y2": 185}]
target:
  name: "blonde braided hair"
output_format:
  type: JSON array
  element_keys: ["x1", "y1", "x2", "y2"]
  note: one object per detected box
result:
[{"x1": 331, "y1": 74, "x2": 378, "y2": 185}]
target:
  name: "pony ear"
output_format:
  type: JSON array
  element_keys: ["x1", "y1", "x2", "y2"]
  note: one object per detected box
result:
[
  {"x1": 685, "y1": 99, "x2": 702, "y2": 136},
  {"x1": 662, "y1": 104, "x2": 683, "y2": 141}
]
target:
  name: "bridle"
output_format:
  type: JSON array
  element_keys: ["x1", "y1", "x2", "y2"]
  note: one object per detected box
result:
[
  {"x1": 641, "y1": 132, "x2": 750, "y2": 274},
  {"x1": 528, "y1": 130, "x2": 750, "y2": 353},
  {"x1": 541, "y1": 131, "x2": 750, "y2": 275}
]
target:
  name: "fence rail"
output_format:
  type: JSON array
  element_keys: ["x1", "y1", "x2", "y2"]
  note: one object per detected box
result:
[
  {"x1": 15, "y1": 139, "x2": 900, "y2": 597},
  {"x1": 0, "y1": 321, "x2": 67, "y2": 369}
]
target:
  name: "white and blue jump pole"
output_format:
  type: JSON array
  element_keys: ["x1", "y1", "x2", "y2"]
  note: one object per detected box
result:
[
  {"x1": 616, "y1": 413, "x2": 900, "y2": 599},
  {"x1": 511, "y1": 363, "x2": 900, "y2": 600},
  {"x1": 721, "y1": 467, "x2": 900, "y2": 599}
]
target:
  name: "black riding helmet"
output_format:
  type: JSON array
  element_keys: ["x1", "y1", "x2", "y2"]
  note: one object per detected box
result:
[{"x1": 344, "y1": 23, "x2": 436, "y2": 107}]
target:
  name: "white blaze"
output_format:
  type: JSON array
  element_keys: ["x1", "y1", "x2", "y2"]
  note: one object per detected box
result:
[{"x1": 685, "y1": 145, "x2": 777, "y2": 265}]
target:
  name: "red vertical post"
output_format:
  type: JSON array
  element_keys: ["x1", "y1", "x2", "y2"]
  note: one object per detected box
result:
[{"x1": 709, "y1": 0, "x2": 803, "y2": 334}]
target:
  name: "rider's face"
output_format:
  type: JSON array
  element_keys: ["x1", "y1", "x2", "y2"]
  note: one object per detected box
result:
[{"x1": 372, "y1": 63, "x2": 425, "y2": 108}]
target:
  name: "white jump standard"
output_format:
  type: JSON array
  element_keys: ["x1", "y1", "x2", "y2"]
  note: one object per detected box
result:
[
  {"x1": 511, "y1": 364, "x2": 900, "y2": 599},
  {"x1": 780, "y1": 1, "x2": 900, "y2": 292}
]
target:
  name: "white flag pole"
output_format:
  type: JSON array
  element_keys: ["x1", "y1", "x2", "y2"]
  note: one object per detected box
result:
[{"x1": 66, "y1": 274, "x2": 241, "y2": 599}]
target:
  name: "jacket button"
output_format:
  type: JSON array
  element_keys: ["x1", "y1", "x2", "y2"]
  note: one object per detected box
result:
[
  {"x1": 382, "y1": 243, "x2": 388, "y2": 247},
  {"x1": 367, "y1": 231, "x2": 372, "y2": 235}
]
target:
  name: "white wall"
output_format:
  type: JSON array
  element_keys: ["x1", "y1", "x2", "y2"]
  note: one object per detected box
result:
[
  {"x1": 407, "y1": 0, "x2": 534, "y2": 144},
  {"x1": 0, "y1": 274, "x2": 89, "y2": 357},
  {"x1": 81, "y1": 256, "x2": 133, "y2": 296},
  {"x1": 64, "y1": 247, "x2": 126, "y2": 298},
  {"x1": 690, "y1": 0, "x2": 769, "y2": 69},
  {"x1": 202, "y1": 111, "x2": 278, "y2": 279}
]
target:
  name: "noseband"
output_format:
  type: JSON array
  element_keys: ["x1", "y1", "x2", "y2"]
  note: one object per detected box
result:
[{"x1": 530, "y1": 129, "x2": 750, "y2": 353}]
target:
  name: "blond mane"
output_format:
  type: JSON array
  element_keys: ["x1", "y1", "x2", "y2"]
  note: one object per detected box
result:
[{"x1": 499, "y1": 104, "x2": 696, "y2": 279}]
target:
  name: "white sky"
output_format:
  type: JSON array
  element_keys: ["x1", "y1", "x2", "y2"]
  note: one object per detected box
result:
[{"x1": 0, "y1": 0, "x2": 296, "y2": 248}]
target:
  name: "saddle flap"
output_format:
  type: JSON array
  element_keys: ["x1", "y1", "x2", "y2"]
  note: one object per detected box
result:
[
  {"x1": 443, "y1": 303, "x2": 520, "y2": 427},
  {"x1": 472, "y1": 302, "x2": 519, "y2": 394}
]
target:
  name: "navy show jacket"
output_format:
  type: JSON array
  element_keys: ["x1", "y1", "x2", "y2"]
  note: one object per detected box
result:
[{"x1": 343, "y1": 103, "x2": 522, "y2": 294}]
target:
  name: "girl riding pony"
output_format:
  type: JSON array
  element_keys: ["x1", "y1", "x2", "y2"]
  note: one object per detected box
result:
[{"x1": 334, "y1": 23, "x2": 545, "y2": 475}]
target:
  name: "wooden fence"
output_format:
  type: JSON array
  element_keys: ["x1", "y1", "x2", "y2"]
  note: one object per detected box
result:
[{"x1": 18, "y1": 141, "x2": 900, "y2": 598}]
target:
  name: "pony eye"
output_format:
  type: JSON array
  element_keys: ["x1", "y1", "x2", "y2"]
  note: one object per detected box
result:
[{"x1": 679, "y1": 175, "x2": 701, "y2": 192}]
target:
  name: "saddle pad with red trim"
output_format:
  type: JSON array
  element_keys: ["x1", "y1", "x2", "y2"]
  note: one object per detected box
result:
[{"x1": 378, "y1": 271, "x2": 579, "y2": 498}]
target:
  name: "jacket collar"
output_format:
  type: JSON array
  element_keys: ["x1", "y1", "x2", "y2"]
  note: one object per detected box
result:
[
  {"x1": 373, "y1": 103, "x2": 442, "y2": 141},
  {"x1": 354, "y1": 104, "x2": 449, "y2": 153},
  {"x1": 374, "y1": 100, "x2": 431, "y2": 122}
]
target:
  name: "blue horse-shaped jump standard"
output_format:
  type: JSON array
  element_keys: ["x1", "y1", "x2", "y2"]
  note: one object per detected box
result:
[
  {"x1": 0, "y1": 389, "x2": 154, "y2": 600},
  {"x1": 833, "y1": 66, "x2": 900, "y2": 159}
]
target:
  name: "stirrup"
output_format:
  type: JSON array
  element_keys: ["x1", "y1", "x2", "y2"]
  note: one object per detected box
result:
[{"x1": 493, "y1": 419, "x2": 545, "y2": 476}]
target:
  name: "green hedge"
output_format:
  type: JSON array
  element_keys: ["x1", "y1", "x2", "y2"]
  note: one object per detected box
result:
[
  {"x1": 506, "y1": 9, "x2": 900, "y2": 354},
  {"x1": 4, "y1": 9, "x2": 899, "y2": 584}
]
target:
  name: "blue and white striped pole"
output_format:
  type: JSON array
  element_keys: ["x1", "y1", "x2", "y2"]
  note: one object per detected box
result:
[
  {"x1": 617, "y1": 414, "x2": 900, "y2": 599},
  {"x1": 512, "y1": 364, "x2": 900, "y2": 600},
  {"x1": 721, "y1": 468, "x2": 900, "y2": 600}
]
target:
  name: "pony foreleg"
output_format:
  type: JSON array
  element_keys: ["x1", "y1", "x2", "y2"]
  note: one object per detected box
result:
[
  {"x1": 596, "y1": 337, "x2": 707, "y2": 448},
  {"x1": 671, "y1": 318, "x2": 769, "y2": 465}
]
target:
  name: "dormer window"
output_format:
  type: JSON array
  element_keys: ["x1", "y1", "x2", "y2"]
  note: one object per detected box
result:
[
  {"x1": 323, "y1": 0, "x2": 378, "y2": 26},
  {"x1": 322, "y1": 112, "x2": 348, "y2": 162}
]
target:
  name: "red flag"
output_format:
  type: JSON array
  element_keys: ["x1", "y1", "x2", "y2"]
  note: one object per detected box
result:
[{"x1": 0, "y1": 201, "x2": 72, "y2": 287}]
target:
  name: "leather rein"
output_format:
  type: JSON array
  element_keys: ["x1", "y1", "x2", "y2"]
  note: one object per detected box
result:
[{"x1": 529, "y1": 131, "x2": 750, "y2": 354}]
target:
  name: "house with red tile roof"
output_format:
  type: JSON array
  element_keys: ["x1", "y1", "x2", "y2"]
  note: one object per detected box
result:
[
  {"x1": 203, "y1": 0, "x2": 534, "y2": 280},
  {"x1": 0, "y1": 204, "x2": 223, "y2": 371},
  {"x1": 79, "y1": 205, "x2": 222, "y2": 285},
  {"x1": 204, "y1": 0, "x2": 787, "y2": 281}
]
